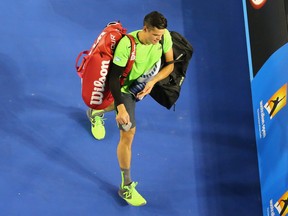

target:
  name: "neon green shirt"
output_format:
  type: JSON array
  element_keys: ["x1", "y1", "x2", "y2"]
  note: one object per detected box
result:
[{"x1": 113, "y1": 29, "x2": 173, "y2": 93}]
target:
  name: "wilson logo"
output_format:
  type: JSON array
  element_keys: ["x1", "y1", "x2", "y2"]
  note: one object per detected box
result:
[{"x1": 90, "y1": 60, "x2": 110, "y2": 105}]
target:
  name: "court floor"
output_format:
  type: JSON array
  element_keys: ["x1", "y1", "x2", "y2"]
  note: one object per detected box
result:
[{"x1": 0, "y1": 0, "x2": 262, "y2": 215}]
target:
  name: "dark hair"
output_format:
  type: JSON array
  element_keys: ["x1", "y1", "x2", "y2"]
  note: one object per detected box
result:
[{"x1": 143, "y1": 11, "x2": 167, "y2": 29}]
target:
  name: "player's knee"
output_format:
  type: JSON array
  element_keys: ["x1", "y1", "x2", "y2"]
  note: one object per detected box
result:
[{"x1": 120, "y1": 128, "x2": 135, "y2": 144}]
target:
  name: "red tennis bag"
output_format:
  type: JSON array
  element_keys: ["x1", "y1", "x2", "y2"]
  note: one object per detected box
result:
[{"x1": 75, "y1": 21, "x2": 136, "y2": 110}]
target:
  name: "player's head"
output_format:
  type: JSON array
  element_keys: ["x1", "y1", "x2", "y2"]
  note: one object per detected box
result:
[
  {"x1": 142, "y1": 11, "x2": 167, "y2": 44},
  {"x1": 143, "y1": 11, "x2": 167, "y2": 30}
]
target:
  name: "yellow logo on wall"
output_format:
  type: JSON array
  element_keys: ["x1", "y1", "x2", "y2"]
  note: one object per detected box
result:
[
  {"x1": 264, "y1": 83, "x2": 287, "y2": 119},
  {"x1": 274, "y1": 191, "x2": 288, "y2": 216}
]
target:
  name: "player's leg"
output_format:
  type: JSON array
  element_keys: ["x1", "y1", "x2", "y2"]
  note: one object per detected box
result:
[
  {"x1": 116, "y1": 93, "x2": 146, "y2": 206},
  {"x1": 117, "y1": 128, "x2": 135, "y2": 186}
]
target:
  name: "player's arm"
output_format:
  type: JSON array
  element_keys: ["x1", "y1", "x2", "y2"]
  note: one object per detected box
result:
[
  {"x1": 108, "y1": 63, "x2": 130, "y2": 125},
  {"x1": 108, "y1": 63, "x2": 125, "y2": 106},
  {"x1": 150, "y1": 47, "x2": 174, "y2": 83}
]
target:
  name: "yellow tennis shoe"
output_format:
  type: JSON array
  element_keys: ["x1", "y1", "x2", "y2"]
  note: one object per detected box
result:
[
  {"x1": 86, "y1": 108, "x2": 105, "y2": 140},
  {"x1": 118, "y1": 182, "x2": 147, "y2": 206}
]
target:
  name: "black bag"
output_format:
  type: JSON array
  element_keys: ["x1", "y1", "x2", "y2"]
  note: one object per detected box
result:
[{"x1": 150, "y1": 31, "x2": 193, "y2": 110}]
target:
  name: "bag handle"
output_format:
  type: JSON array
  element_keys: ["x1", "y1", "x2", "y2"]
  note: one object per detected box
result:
[{"x1": 75, "y1": 50, "x2": 89, "y2": 78}]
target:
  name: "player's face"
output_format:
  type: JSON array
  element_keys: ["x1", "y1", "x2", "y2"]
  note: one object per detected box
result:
[{"x1": 145, "y1": 27, "x2": 165, "y2": 45}]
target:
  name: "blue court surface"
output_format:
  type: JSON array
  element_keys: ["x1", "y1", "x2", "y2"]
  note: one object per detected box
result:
[{"x1": 0, "y1": 1, "x2": 263, "y2": 215}]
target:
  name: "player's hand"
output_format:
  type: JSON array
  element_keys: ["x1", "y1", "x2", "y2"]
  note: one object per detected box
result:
[
  {"x1": 136, "y1": 81, "x2": 155, "y2": 100},
  {"x1": 116, "y1": 104, "x2": 130, "y2": 125}
]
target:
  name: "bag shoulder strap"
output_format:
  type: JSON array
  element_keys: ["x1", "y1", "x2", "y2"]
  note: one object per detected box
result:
[
  {"x1": 119, "y1": 34, "x2": 136, "y2": 85},
  {"x1": 160, "y1": 33, "x2": 175, "y2": 65}
]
